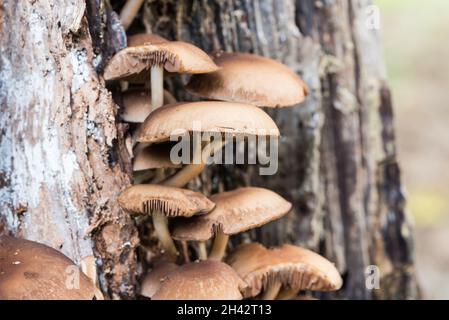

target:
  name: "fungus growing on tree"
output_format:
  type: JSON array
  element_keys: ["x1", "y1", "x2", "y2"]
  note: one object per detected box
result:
[
  {"x1": 103, "y1": 41, "x2": 219, "y2": 110},
  {"x1": 138, "y1": 101, "x2": 280, "y2": 188},
  {"x1": 226, "y1": 243, "x2": 342, "y2": 300},
  {"x1": 120, "y1": 89, "x2": 177, "y2": 123},
  {"x1": 140, "y1": 261, "x2": 179, "y2": 299},
  {"x1": 171, "y1": 187, "x2": 292, "y2": 261},
  {"x1": 187, "y1": 52, "x2": 308, "y2": 108},
  {"x1": 152, "y1": 260, "x2": 246, "y2": 300},
  {"x1": 118, "y1": 184, "x2": 215, "y2": 259}
]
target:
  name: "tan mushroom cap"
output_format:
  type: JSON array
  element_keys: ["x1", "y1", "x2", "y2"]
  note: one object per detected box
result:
[
  {"x1": 118, "y1": 184, "x2": 215, "y2": 218},
  {"x1": 274, "y1": 244, "x2": 343, "y2": 291},
  {"x1": 0, "y1": 236, "x2": 96, "y2": 300},
  {"x1": 187, "y1": 52, "x2": 308, "y2": 107},
  {"x1": 127, "y1": 33, "x2": 168, "y2": 47},
  {"x1": 103, "y1": 41, "x2": 219, "y2": 81},
  {"x1": 121, "y1": 89, "x2": 177, "y2": 123},
  {"x1": 171, "y1": 187, "x2": 292, "y2": 241},
  {"x1": 140, "y1": 262, "x2": 179, "y2": 298},
  {"x1": 138, "y1": 101, "x2": 280, "y2": 144},
  {"x1": 226, "y1": 243, "x2": 343, "y2": 298},
  {"x1": 133, "y1": 143, "x2": 181, "y2": 171},
  {"x1": 152, "y1": 261, "x2": 246, "y2": 300}
]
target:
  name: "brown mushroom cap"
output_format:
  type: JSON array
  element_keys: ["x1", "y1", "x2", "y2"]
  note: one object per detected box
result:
[
  {"x1": 171, "y1": 187, "x2": 292, "y2": 241},
  {"x1": 121, "y1": 89, "x2": 177, "y2": 123},
  {"x1": 103, "y1": 41, "x2": 219, "y2": 81},
  {"x1": 226, "y1": 243, "x2": 343, "y2": 298},
  {"x1": 187, "y1": 52, "x2": 308, "y2": 107},
  {"x1": 127, "y1": 33, "x2": 168, "y2": 47},
  {"x1": 138, "y1": 101, "x2": 280, "y2": 144},
  {"x1": 122, "y1": 89, "x2": 176, "y2": 123},
  {"x1": 133, "y1": 143, "x2": 181, "y2": 171},
  {"x1": 0, "y1": 236, "x2": 96, "y2": 300},
  {"x1": 140, "y1": 262, "x2": 179, "y2": 298},
  {"x1": 118, "y1": 184, "x2": 215, "y2": 217},
  {"x1": 274, "y1": 244, "x2": 343, "y2": 291},
  {"x1": 152, "y1": 261, "x2": 246, "y2": 300}
]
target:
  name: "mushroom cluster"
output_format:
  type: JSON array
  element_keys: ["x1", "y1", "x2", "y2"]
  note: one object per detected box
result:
[{"x1": 100, "y1": 4, "x2": 343, "y2": 300}]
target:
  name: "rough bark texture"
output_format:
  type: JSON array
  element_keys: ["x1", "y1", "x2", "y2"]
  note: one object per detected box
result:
[
  {"x1": 0, "y1": 0, "x2": 138, "y2": 299},
  {"x1": 0, "y1": 0, "x2": 419, "y2": 300},
  {"x1": 140, "y1": 0, "x2": 419, "y2": 299}
]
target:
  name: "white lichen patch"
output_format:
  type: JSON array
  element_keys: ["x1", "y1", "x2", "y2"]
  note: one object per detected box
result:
[{"x1": 70, "y1": 48, "x2": 91, "y2": 93}]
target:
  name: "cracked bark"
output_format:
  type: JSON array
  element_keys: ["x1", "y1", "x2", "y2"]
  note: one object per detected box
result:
[
  {"x1": 0, "y1": 0, "x2": 137, "y2": 299},
  {"x1": 140, "y1": 0, "x2": 419, "y2": 299},
  {"x1": 0, "y1": 0, "x2": 419, "y2": 299}
]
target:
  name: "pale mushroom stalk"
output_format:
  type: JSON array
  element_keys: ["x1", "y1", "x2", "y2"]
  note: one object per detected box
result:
[
  {"x1": 208, "y1": 231, "x2": 229, "y2": 261},
  {"x1": 181, "y1": 241, "x2": 191, "y2": 263},
  {"x1": 156, "y1": 139, "x2": 225, "y2": 259},
  {"x1": 276, "y1": 287, "x2": 298, "y2": 300},
  {"x1": 119, "y1": 185, "x2": 215, "y2": 263},
  {"x1": 198, "y1": 242, "x2": 208, "y2": 260},
  {"x1": 152, "y1": 210, "x2": 178, "y2": 260},
  {"x1": 261, "y1": 282, "x2": 282, "y2": 300},
  {"x1": 119, "y1": 0, "x2": 145, "y2": 30},
  {"x1": 163, "y1": 139, "x2": 227, "y2": 188},
  {"x1": 151, "y1": 65, "x2": 165, "y2": 110}
]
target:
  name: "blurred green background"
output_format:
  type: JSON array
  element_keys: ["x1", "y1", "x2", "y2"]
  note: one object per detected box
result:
[{"x1": 377, "y1": 0, "x2": 449, "y2": 299}]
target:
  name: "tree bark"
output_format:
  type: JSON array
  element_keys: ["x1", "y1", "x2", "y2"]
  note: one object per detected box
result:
[
  {"x1": 0, "y1": 0, "x2": 419, "y2": 300},
  {"x1": 0, "y1": 0, "x2": 138, "y2": 299}
]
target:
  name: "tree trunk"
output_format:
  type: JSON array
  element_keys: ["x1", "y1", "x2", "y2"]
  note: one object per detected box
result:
[
  {"x1": 0, "y1": 0, "x2": 419, "y2": 300},
  {"x1": 0, "y1": 0, "x2": 138, "y2": 299},
  {"x1": 141, "y1": 0, "x2": 419, "y2": 300}
]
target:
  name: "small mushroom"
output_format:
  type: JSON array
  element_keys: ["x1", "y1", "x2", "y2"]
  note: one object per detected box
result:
[
  {"x1": 187, "y1": 52, "x2": 308, "y2": 108},
  {"x1": 0, "y1": 236, "x2": 96, "y2": 300},
  {"x1": 226, "y1": 243, "x2": 343, "y2": 300},
  {"x1": 127, "y1": 33, "x2": 168, "y2": 47},
  {"x1": 118, "y1": 184, "x2": 215, "y2": 259},
  {"x1": 171, "y1": 187, "x2": 292, "y2": 261},
  {"x1": 138, "y1": 101, "x2": 280, "y2": 188},
  {"x1": 104, "y1": 41, "x2": 219, "y2": 110},
  {"x1": 140, "y1": 261, "x2": 179, "y2": 299},
  {"x1": 119, "y1": 0, "x2": 145, "y2": 31},
  {"x1": 120, "y1": 89, "x2": 177, "y2": 123},
  {"x1": 152, "y1": 260, "x2": 247, "y2": 300},
  {"x1": 133, "y1": 143, "x2": 180, "y2": 172}
]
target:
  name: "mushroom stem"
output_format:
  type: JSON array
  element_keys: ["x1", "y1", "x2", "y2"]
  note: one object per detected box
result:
[
  {"x1": 198, "y1": 242, "x2": 208, "y2": 260},
  {"x1": 151, "y1": 65, "x2": 164, "y2": 110},
  {"x1": 162, "y1": 138, "x2": 226, "y2": 188},
  {"x1": 152, "y1": 210, "x2": 178, "y2": 261},
  {"x1": 119, "y1": 0, "x2": 145, "y2": 30},
  {"x1": 181, "y1": 241, "x2": 191, "y2": 263},
  {"x1": 133, "y1": 169, "x2": 156, "y2": 184},
  {"x1": 276, "y1": 287, "x2": 298, "y2": 300},
  {"x1": 261, "y1": 282, "x2": 282, "y2": 300},
  {"x1": 208, "y1": 230, "x2": 229, "y2": 261}
]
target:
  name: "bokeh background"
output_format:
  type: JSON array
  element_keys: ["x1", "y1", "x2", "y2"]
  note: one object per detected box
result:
[{"x1": 377, "y1": 0, "x2": 449, "y2": 299}]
